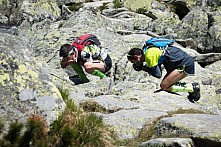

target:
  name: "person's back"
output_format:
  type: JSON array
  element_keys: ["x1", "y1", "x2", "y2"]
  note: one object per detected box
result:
[
  {"x1": 81, "y1": 44, "x2": 107, "y2": 62},
  {"x1": 80, "y1": 44, "x2": 112, "y2": 77}
]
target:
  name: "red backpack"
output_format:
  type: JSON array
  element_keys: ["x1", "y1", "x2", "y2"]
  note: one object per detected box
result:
[{"x1": 72, "y1": 34, "x2": 101, "y2": 54}]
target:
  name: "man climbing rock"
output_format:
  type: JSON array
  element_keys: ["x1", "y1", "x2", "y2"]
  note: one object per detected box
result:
[
  {"x1": 59, "y1": 34, "x2": 112, "y2": 84},
  {"x1": 127, "y1": 39, "x2": 200, "y2": 102}
]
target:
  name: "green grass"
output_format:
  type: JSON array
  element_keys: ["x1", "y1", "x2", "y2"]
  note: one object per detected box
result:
[
  {"x1": 80, "y1": 100, "x2": 107, "y2": 113},
  {"x1": 136, "y1": 7, "x2": 147, "y2": 15},
  {"x1": 0, "y1": 115, "x2": 48, "y2": 147},
  {"x1": 0, "y1": 121, "x2": 23, "y2": 147},
  {"x1": 113, "y1": 0, "x2": 123, "y2": 9},
  {"x1": 98, "y1": 2, "x2": 109, "y2": 11},
  {"x1": 51, "y1": 86, "x2": 116, "y2": 146},
  {"x1": 68, "y1": 2, "x2": 84, "y2": 11},
  {"x1": 0, "y1": 86, "x2": 209, "y2": 147},
  {"x1": 0, "y1": 87, "x2": 116, "y2": 147}
]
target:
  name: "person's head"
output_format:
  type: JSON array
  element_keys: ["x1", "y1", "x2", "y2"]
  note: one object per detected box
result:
[
  {"x1": 59, "y1": 44, "x2": 78, "y2": 61},
  {"x1": 127, "y1": 48, "x2": 144, "y2": 64}
]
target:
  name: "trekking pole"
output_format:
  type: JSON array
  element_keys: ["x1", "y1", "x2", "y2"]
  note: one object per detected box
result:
[
  {"x1": 154, "y1": 89, "x2": 181, "y2": 95},
  {"x1": 51, "y1": 73, "x2": 68, "y2": 82},
  {"x1": 47, "y1": 50, "x2": 60, "y2": 63}
]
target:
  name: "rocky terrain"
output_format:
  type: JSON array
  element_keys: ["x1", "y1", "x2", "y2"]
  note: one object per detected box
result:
[{"x1": 1, "y1": 0, "x2": 221, "y2": 146}]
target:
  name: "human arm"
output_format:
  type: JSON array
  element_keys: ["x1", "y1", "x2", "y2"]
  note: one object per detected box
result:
[
  {"x1": 142, "y1": 65, "x2": 162, "y2": 78},
  {"x1": 143, "y1": 47, "x2": 162, "y2": 78},
  {"x1": 133, "y1": 64, "x2": 162, "y2": 78}
]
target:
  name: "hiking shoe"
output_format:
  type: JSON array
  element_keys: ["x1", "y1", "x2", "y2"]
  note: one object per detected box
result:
[
  {"x1": 188, "y1": 82, "x2": 200, "y2": 102},
  {"x1": 69, "y1": 75, "x2": 87, "y2": 85}
]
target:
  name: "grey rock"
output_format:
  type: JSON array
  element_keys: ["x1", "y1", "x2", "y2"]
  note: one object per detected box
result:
[
  {"x1": 140, "y1": 138, "x2": 194, "y2": 147},
  {"x1": 19, "y1": 89, "x2": 37, "y2": 101},
  {"x1": 156, "y1": 114, "x2": 221, "y2": 142},
  {"x1": 102, "y1": 109, "x2": 167, "y2": 140}
]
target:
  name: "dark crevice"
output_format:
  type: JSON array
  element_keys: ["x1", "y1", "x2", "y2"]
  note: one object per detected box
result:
[
  {"x1": 62, "y1": 2, "x2": 83, "y2": 11},
  {"x1": 198, "y1": 61, "x2": 216, "y2": 68},
  {"x1": 113, "y1": 62, "x2": 118, "y2": 84},
  {"x1": 192, "y1": 137, "x2": 221, "y2": 147},
  {"x1": 198, "y1": 62, "x2": 209, "y2": 68},
  {"x1": 207, "y1": 12, "x2": 214, "y2": 29},
  {"x1": 172, "y1": 1, "x2": 190, "y2": 20}
]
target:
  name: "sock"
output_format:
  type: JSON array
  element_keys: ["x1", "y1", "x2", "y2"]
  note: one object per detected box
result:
[
  {"x1": 92, "y1": 70, "x2": 107, "y2": 79},
  {"x1": 171, "y1": 82, "x2": 194, "y2": 93}
]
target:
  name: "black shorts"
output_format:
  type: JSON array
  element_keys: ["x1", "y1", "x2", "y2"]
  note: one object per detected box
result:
[
  {"x1": 183, "y1": 60, "x2": 194, "y2": 75},
  {"x1": 176, "y1": 61, "x2": 194, "y2": 75},
  {"x1": 164, "y1": 46, "x2": 195, "y2": 75},
  {"x1": 104, "y1": 55, "x2": 112, "y2": 72}
]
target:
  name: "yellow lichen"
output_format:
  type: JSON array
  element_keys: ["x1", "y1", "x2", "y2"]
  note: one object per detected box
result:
[
  {"x1": 0, "y1": 73, "x2": 10, "y2": 86},
  {"x1": 28, "y1": 69, "x2": 39, "y2": 79},
  {"x1": 16, "y1": 75, "x2": 23, "y2": 83},
  {"x1": 18, "y1": 64, "x2": 28, "y2": 74},
  {"x1": 124, "y1": 0, "x2": 153, "y2": 11},
  {"x1": 1, "y1": 59, "x2": 7, "y2": 65},
  {"x1": 48, "y1": 81, "x2": 62, "y2": 98},
  {"x1": 13, "y1": 73, "x2": 27, "y2": 91},
  {"x1": 45, "y1": 30, "x2": 60, "y2": 39}
]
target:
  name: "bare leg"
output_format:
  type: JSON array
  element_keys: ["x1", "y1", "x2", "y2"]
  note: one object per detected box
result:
[
  {"x1": 83, "y1": 60, "x2": 105, "y2": 74},
  {"x1": 160, "y1": 70, "x2": 187, "y2": 91},
  {"x1": 84, "y1": 60, "x2": 107, "y2": 79}
]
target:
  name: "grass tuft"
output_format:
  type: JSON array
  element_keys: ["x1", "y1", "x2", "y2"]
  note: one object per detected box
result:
[
  {"x1": 0, "y1": 120, "x2": 23, "y2": 147},
  {"x1": 136, "y1": 7, "x2": 147, "y2": 15},
  {"x1": 19, "y1": 114, "x2": 48, "y2": 147},
  {"x1": 80, "y1": 100, "x2": 107, "y2": 113},
  {"x1": 113, "y1": 0, "x2": 123, "y2": 9},
  {"x1": 68, "y1": 2, "x2": 84, "y2": 11},
  {"x1": 0, "y1": 87, "x2": 116, "y2": 146},
  {"x1": 98, "y1": 2, "x2": 109, "y2": 11},
  {"x1": 49, "y1": 86, "x2": 116, "y2": 146}
]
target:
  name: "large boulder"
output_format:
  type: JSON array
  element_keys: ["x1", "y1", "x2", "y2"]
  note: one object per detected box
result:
[
  {"x1": 20, "y1": 0, "x2": 61, "y2": 23},
  {"x1": 0, "y1": 32, "x2": 66, "y2": 125}
]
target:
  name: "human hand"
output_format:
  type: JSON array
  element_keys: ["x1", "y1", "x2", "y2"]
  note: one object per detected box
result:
[
  {"x1": 68, "y1": 54, "x2": 77, "y2": 63},
  {"x1": 68, "y1": 59, "x2": 74, "y2": 64},
  {"x1": 62, "y1": 56, "x2": 75, "y2": 65},
  {"x1": 133, "y1": 64, "x2": 143, "y2": 71}
]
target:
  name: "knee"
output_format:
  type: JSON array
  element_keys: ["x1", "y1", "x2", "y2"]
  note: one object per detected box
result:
[
  {"x1": 160, "y1": 82, "x2": 170, "y2": 91},
  {"x1": 84, "y1": 62, "x2": 90, "y2": 68},
  {"x1": 84, "y1": 62, "x2": 93, "y2": 73}
]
